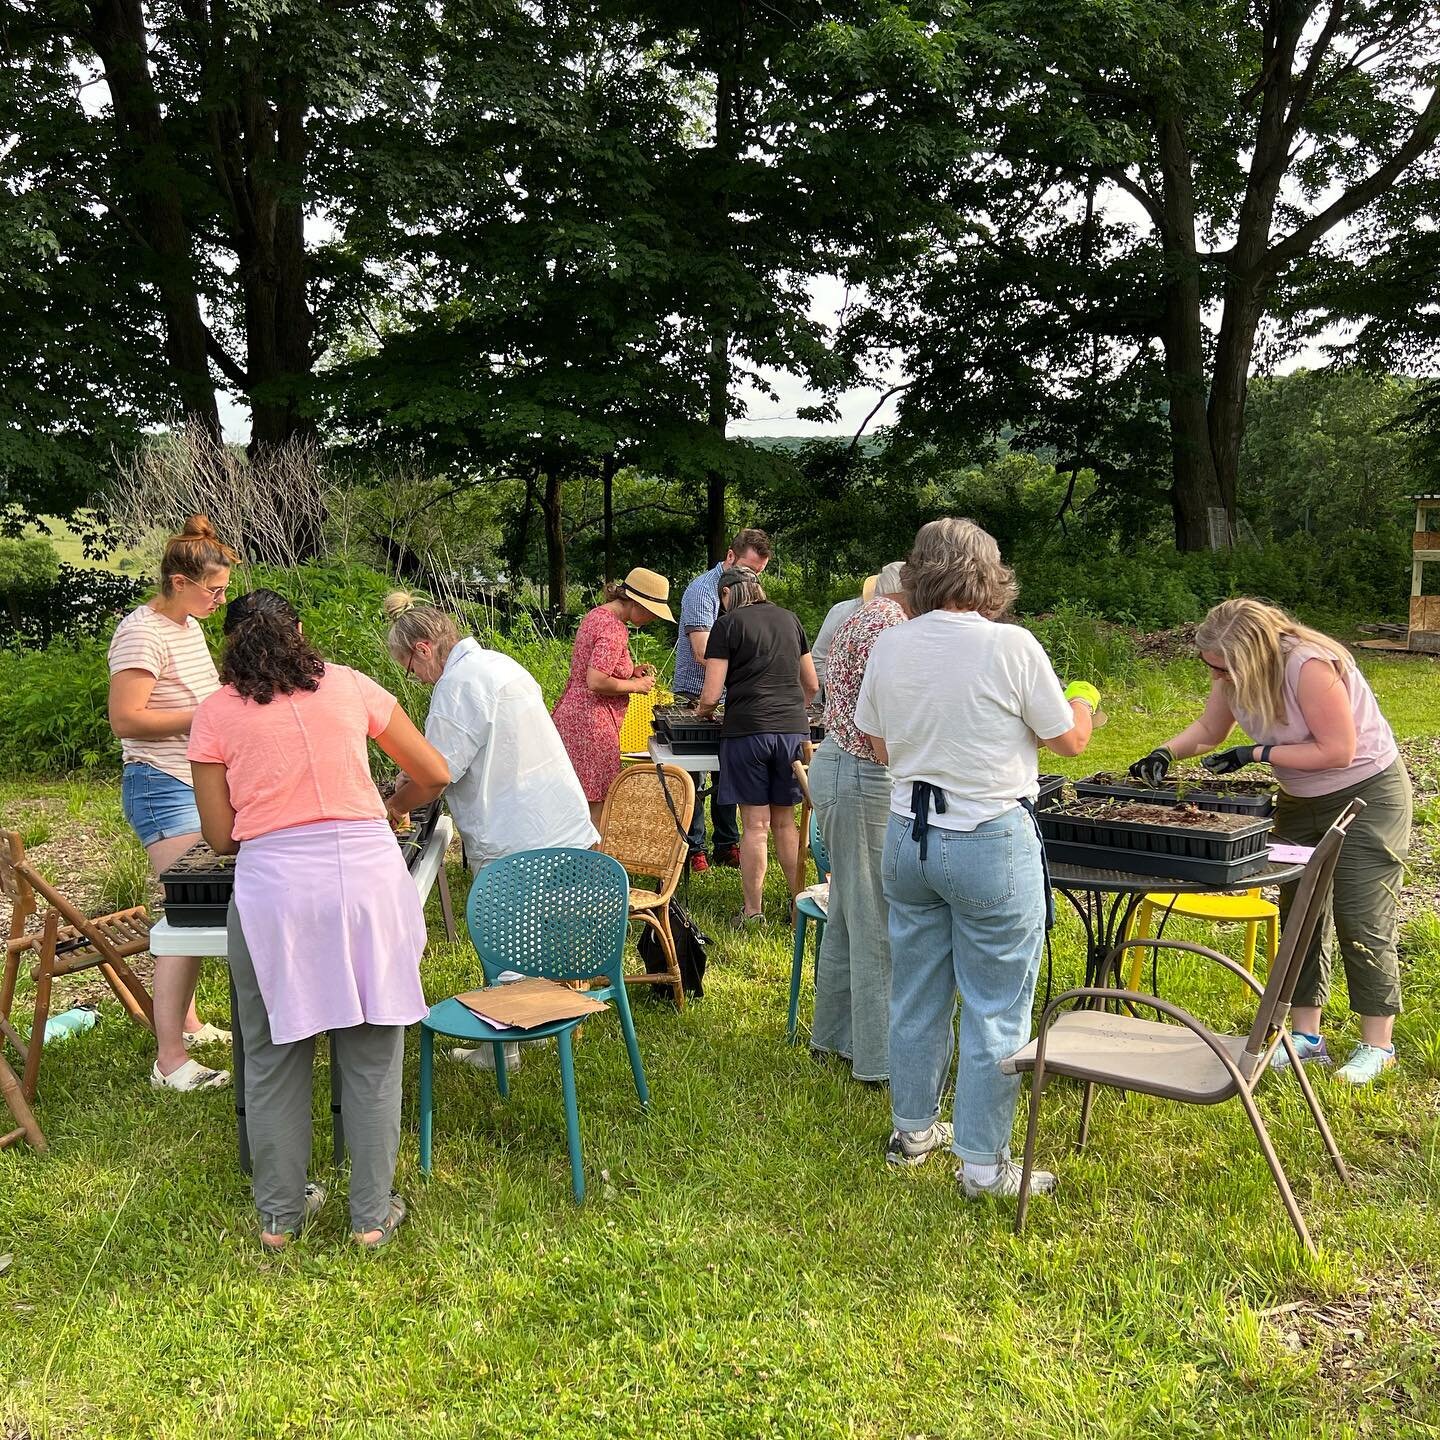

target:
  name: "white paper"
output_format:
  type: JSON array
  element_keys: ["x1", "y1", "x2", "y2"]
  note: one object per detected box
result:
[{"x1": 1268, "y1": 843, "x2": 1315, "y2": 864}]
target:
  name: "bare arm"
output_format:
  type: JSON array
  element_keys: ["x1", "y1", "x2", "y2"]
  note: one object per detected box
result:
[
  {"x1": 799, "y1": 652, "x2": 819, "y2": 707},
  {"x1": 861, "y1": 733, "x2": 889, "y2": 765},
  {"x1": 1263, "y1": 659, "x2": 1356, "y2": 771},
  {"x1": 379, "y1": 706, "x2": 452, "y2": 820},
  {"x1": 191, "y1": 762, "x2": 240, "y2": 855},
  {"x1": 695, "y1": 657, "x2": 728, "y2": 716},
  {"x1": 1158, "y1": 678, "x2": 1240, "y2": 759},
  {"x1": 586, "y1": 666, "x2": 653, "y2": 697},
  {"x1": 688, "y1": 628, "x2": 710, "y2": 665},
  {"x1": 108, "y1": 669, "x2": 195, "y2": 740},
  {"x1": 1041, "y1": 701, "x2": 1095, "y2": 758}
]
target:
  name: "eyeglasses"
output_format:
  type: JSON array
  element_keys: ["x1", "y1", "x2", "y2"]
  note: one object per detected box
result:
[
  {"x1": 404, "y1": 647, "x2": 417, "y2": 679},
  {"x1": 186, "y1": 578, "x2": 229, "y2": 602}
]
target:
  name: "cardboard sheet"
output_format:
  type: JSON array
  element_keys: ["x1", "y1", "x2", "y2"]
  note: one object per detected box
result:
[{"x1": 455, "y1": 976, "x2": 608, "y2": 1030}]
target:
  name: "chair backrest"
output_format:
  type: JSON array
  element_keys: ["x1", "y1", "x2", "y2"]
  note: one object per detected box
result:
[
  {"x1": 809, "y1": 810, "x2": 830, "y2": 882},
  {"x1": 465, "y1": 848, "x2": 632, "y2": 987},
  {"x1": 5, "y1": 843, "x2": 135, "y2": 964},
  {"x1": 0, "y1": 831, "x2": 36, "y2": 941},
  {"x1": 1243, "y1": 799, "x2": 1364, "y2": 1062},
  {"x1": 598, "y1": 764, "x2": 695, "y2": 900}
]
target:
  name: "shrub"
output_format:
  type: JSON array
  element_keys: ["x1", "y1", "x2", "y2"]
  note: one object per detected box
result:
[
  {"x1": 0, "y1": 562, "x2": 147, "y2": 649},
  {"x1": 0, "y1": 638, "x2": 116, "y2": 775}
]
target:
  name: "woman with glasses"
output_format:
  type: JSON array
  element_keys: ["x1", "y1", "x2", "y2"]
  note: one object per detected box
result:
[
  {"x1": 107, "y1": 514, "x2": 236, "y2": 1093},
  {"x1": 1128, "y1": 599, "x2": 1411, "y2": 1087}
]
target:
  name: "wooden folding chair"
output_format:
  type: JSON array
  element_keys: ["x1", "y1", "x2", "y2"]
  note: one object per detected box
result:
[
  {"x1": 597, "y1": 766, "x2": 696, "y2": 1008},
  {"x1": 1, "y1": 829, "x2": 155, "y2": 1103}
]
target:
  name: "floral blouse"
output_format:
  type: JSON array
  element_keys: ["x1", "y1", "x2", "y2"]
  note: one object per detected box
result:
[{"x1": 823, "y1": 597, "x2": 906, "y2": 761}]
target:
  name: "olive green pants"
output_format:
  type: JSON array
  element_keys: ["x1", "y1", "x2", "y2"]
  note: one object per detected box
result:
[{"x1": 1275, "y1": 760, "x2": 1412, "y2": 1017}]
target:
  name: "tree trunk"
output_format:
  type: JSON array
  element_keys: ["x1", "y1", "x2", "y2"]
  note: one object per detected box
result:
[
  {"x1": 1156, "y1": 116, "x2": 1227, "y2": 551},
  {"x1": 601, "y1": 452, "x2": 617, "y2": 582},
  {"x1": 541, "y1": 472, "x2": 567, "y2": 617},
  {"x1": 86, "y1": 0, "x2": 220, "y2": 440},
  {"x1": 508, "y1": 472, "x2": 537, "y2": 586}
]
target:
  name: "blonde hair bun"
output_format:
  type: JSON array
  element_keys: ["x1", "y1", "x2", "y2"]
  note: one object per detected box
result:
[
  {"x1": 382, "y1": 590, "x2": 417, "y2": 621},
  {"x1": 180, "y1": 514, "x2": 218, "y2": 539}
]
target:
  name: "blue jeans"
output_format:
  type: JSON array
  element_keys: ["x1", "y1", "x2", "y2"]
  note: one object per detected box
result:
[{"x1": 882, "y1": 805, "x2": 1046, "y2": 1165}]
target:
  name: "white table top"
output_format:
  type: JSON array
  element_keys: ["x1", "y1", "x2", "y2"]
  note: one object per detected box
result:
[
  {"x1": 647, "y1": 736, "x2": 720, "y2": 774},
  {"x1": 149, "y1": 815, "x2": 454, "y2": 958}
]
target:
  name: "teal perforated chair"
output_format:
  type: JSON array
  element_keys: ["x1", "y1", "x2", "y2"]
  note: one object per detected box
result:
[
  {"x1": 418, "y1": 847, "x2": 649, "y2": 1201},
  {"x1": 787, "y1": 811, "x2": 831, "y2": 1042}
]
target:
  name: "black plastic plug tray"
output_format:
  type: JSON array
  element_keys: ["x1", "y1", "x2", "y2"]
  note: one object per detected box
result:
[{"x1": 1073, "y1": 774, "x2": 1276, "y2": 817}]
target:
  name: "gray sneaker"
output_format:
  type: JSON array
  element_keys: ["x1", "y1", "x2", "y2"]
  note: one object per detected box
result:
[
  {"x1": 959, "y1": 1160, "x2": 1056, "y2": 1200},
  {"x1": 885, "y1": 1121, "x2": 954, "y2": 1167}
]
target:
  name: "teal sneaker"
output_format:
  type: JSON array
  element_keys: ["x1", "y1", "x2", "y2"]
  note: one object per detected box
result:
[
  {"x1": 1271, "y1": 1032, "x2": 1330, "y2": 1071},
  {"x1": 1334, "y1": 1043, "x2": 1396, "y2": 1086}
]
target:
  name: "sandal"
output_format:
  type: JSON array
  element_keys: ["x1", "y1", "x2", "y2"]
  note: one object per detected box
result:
[
  {"x1": 260, "y1": 1183, "x2": 326, "y2": 1251},
  {"x1": 150, "y1": 1058, "x2": 231, "y2": 1092},
  {"x1": 183, "y1": 1023, "x2": 232, "y2": 1049},
  {"x1": 353, "y1": 1193, "x2": 407, "y2": 1250}
]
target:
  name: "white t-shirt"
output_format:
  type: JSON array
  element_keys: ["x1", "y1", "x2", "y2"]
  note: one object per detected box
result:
[
  {"x1": 853, "y1": 610, "x2": 1074, "y2": 831},
  {"x1": 426, "y1": 637, "x2": 599, "y2": 870}
]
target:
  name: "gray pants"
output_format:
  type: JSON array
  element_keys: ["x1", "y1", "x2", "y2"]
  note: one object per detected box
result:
[
  {"x1": 1276, "y1": 760, "x2": 1412, "y2": 1017},
  {"x1": 228, "y1": 907, "x2": 405, "y2": 1233}
]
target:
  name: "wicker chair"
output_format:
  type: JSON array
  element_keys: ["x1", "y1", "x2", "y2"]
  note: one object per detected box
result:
[
  {"x1": 1, "y1": 829, "x2": 154, "y2": 1104},
  {"x1": 598, "y1": 764, "x2": 696, "y2": 1009}
]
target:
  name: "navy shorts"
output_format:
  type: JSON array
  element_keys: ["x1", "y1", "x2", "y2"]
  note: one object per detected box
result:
[
  {"x1": 122, "y1": 763, "x2": 201, "y2": 848},
  {"x1": 717, "y1": 733, "x2": 807, "y2": 808}
]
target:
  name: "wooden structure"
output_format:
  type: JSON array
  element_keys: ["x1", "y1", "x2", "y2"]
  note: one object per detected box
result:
[{"x1": 1411, "y1": 494, "x2": 1440, "y2": 653}]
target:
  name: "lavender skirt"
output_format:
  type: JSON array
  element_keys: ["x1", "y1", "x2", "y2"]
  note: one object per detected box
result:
[{"x1": 233, "y1": 819, "x2": 428, "y2": 1045}]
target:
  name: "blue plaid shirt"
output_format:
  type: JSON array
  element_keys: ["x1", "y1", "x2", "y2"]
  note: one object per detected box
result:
[{"x1": 672, "y1": 561, "x2": 726, "y2": 696}]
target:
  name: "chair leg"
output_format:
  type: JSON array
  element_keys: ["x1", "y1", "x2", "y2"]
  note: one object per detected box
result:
[
  {"x1": 1266, "y1": 917, "x2": 1280, "y2": 967},
  {"x1": 614, "y1": 989, "x2": 649, "y2": 1109},
  {"x1": 557, "y1": 1028, "x2": 584, "y2": 1203},
  {"x1": 1014, "y1": 1064, "x2": 1048, "y2": 1236},
  {"x1": 0, "y1": 1052, "x2": 45, "y2": 1152},
  {"x1": 1281, "y1": 1033, "x2": 1351, "y2": 1185},
  {"x1": 100, "y1": 959, "x2": 154, "y2": 1030},
  {"x1": 493, "y1": 1041, "x2": 509, "y2": 1099},
  {"x1": 437, "y1": 865, "x2": 458, "y2": 945},
  {"x1": 1125, "y1": 903, "x2": 1154, "y2": 990},
  {"x1": 1243, "y1": 922, "x2": 1258, "y2": 979},
  {"x1": 22, "y1": 963, "x2": 53, "y2": 1102},
  {"x1": 787, "y1": 917, "x2": 807, "y2": 1043},
  {"x1": 0, "y1": 943, "x2": 22, "y2": 1026},
  {"x1": 418, "y1": 1026, "x2": 435, "y2": 1175},
  {"x1": 656, "y1": 909, "x2": 685, "y2": 1011},
  {"x1": 1076, "y1": 1081, "x2": 1095, "y2": 1152},
  {"x1": 1235, "y1": 1087, "x2": 1315, "y2": 1254}
]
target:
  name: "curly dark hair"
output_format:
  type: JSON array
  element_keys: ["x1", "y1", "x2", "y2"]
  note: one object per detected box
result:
[{"x1": 220, "y1": 589, "x2": 325, "y2": 704}]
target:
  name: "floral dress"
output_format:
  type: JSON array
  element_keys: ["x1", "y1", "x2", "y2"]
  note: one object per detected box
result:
[{"x1": 551, "y1": 605, "x2": 636, "y2": 802}]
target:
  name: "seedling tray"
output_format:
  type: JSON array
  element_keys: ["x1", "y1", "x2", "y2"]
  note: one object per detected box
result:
[
  {"x1": 161, "y1": 900, "x2": 232, "y2": 928},
  {"x1": 1039, "y1": 802, "x2": 1273, "y2": 884},
  {"x1": 159, "y1": 844, "x2": 236, "y2": 925},
  {"x1": 1037, "y1": 774, "x2": 1066, "y2": 809},
  {"x1": 1075, "y1": 772, "x2": 1276, "y2": 817},
  {"x1": 395, "y1": 799, "x2": 444, "y2": 871},
  {"x1": 658, "y1": 714, "x2": 723, "y2": 752}
]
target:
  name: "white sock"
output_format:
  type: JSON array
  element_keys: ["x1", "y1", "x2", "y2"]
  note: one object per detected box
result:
[{"x1": 965, "y1": 1160, "x2": 1000, "y2": 1186}]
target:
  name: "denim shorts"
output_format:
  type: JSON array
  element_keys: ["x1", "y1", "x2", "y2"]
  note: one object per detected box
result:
[
  {"x1": 716, "y1": 733, "x2": 807, "y2": 807},
  {"x1": 122, "y1": 763, "x2": 201, "y2": 848}
]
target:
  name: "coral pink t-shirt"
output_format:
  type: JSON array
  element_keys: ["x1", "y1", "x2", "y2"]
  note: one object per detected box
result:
[{"x1": 187, "y1": 665, "x2": 398, "y2": 841}]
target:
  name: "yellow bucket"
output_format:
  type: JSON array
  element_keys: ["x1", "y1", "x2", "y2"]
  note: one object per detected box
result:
[{"x1": 620, "y1": 686, "x2": 671, "y2": 753}]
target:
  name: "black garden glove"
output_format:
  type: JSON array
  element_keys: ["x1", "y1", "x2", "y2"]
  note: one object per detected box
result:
[
  {"x1": 1128, "y1": 746, "x2": 1173, "y2": 788},
  {"x1": 1200, "y1": 744, "x2": 1257, "y2": 776}
]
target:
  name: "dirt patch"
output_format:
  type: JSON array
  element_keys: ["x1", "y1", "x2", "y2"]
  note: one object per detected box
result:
[
  {"x1": 1060, "y1": 799, "x2": 1264, "y2": 833},
  {"x1": 1135, "y1": 622, "x2": 1200, "y2": 662}
]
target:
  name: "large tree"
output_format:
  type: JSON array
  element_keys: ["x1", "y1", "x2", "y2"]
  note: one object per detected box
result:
[{"x1": 857, "y1": 0, "x2": 1440, "y2": 549}]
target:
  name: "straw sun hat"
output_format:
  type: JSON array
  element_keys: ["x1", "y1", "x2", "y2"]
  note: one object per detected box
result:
[{"x1": 618, "y1": 567, "x2": 674, "y2": 622}]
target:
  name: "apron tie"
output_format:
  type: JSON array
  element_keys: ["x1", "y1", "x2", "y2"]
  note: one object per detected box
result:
[{"x1": 908, "y1": 781, "x2": 947, "y2": 861}]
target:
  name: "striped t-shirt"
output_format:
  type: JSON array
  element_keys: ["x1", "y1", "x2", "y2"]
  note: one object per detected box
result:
[{"x1": 107, "y1": 604, "x2": 220, "y2": 785}]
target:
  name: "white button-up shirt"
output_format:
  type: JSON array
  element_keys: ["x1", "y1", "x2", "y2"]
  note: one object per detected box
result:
[{"x1": 426, "y1": 637, "x2": 598, "y2": 869}]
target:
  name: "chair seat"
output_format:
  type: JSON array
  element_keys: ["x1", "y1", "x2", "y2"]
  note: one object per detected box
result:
[
  {"x1": 795, "y1": 897, "x2": 827, "y2": 922},
  {"x1": 16, "y1": 912, "x2": 151, "y2": 976},
  {"x1": 628, "y1": 888, "x2": 664, "y2": 912},
  {"x1": 1002, "y1": 1009, "x2": 1252, "y2": 1104},
  {"x1": 1145, "y1": 891, "x2": 1278, "y2": 922},
  {"x1": 421, "y1": 994, "x2": 603, "y2": 1045}
]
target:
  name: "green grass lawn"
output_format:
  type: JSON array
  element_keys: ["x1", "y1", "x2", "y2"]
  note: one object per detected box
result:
[{"x1": 2, "y1": 656, "x2": 1438, "y2": 1438}]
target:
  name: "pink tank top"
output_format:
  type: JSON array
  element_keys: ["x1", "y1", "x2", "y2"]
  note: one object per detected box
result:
[{"x1": 1228, "y1": 643, "x2": 1397, "y2": 798}]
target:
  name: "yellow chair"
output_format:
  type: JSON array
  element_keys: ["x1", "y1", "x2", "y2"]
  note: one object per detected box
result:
[
  {"x1": 619, "y1": 686, "x2": 671, "y2": 754},
  {"x1": 1124, "y1": 889, "x2": 1280, "y2": 991}
]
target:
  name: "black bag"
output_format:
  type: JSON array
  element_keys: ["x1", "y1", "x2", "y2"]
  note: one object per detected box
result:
[
  {"x1": 638, "y1": 898, "x2": 710, "y2": 999},
  {"x1": 638, "y1": 763, "x2": 711, "y2": 1000}
]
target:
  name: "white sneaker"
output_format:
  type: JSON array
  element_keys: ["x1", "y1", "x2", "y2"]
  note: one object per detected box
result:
[
  {"x1": 150, "y1": 1058, "x2": 230, "y2": 1092},
  {"x1": 183, "y1": 1023, "x2": 232, "y2": 1049},
  {"x1": 885, "y1": 1121, "x2": 954, "y2": 1167},
  {"x1": 1334, "y1": 1043, "x2": 1396, "y2": 1085},
  {"x1": 958, "y1": 1160, "x2": 1056, "y2": 1200},
  {"x1": 450, "y1": 1042, "x2": 522, "y2": 1072}
]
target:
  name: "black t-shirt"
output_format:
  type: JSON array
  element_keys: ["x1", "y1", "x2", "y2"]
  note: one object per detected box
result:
[{"x1": 704, "y1": 602, "x2": 811, "y2": 738}]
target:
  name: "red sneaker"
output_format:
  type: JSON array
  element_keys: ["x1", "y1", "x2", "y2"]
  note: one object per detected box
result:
[
  {"x1": 688, "y1": 852, "x2": 710, "y2": 874},
  {"x1": 712, "y1": 844, "x2": 741, "y2": 868}
]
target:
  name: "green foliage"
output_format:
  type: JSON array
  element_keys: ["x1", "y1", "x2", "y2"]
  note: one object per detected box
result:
[
  {"x1": 0, "y1": 536, "x2": 60, "y2": 593},
  {"x1": 0, "y1": 638, "x2": 115, "y2": 775}
]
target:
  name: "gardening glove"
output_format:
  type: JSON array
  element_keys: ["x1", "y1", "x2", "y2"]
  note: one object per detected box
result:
[
  {"x1": 1064, "y1": 680, "x2": 1102, "y2": 712},
  {"x1": 1128, "y1": 746, "x2": 1173, "y2": 788},
  {"x1": 1200, "y1": 744, "x2": 1257, "y2": 775}
]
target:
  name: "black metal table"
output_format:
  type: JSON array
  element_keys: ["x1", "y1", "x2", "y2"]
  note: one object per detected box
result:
[{"x1": 1045, "y1": 855, "x2": 1307, "y2": 992}]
